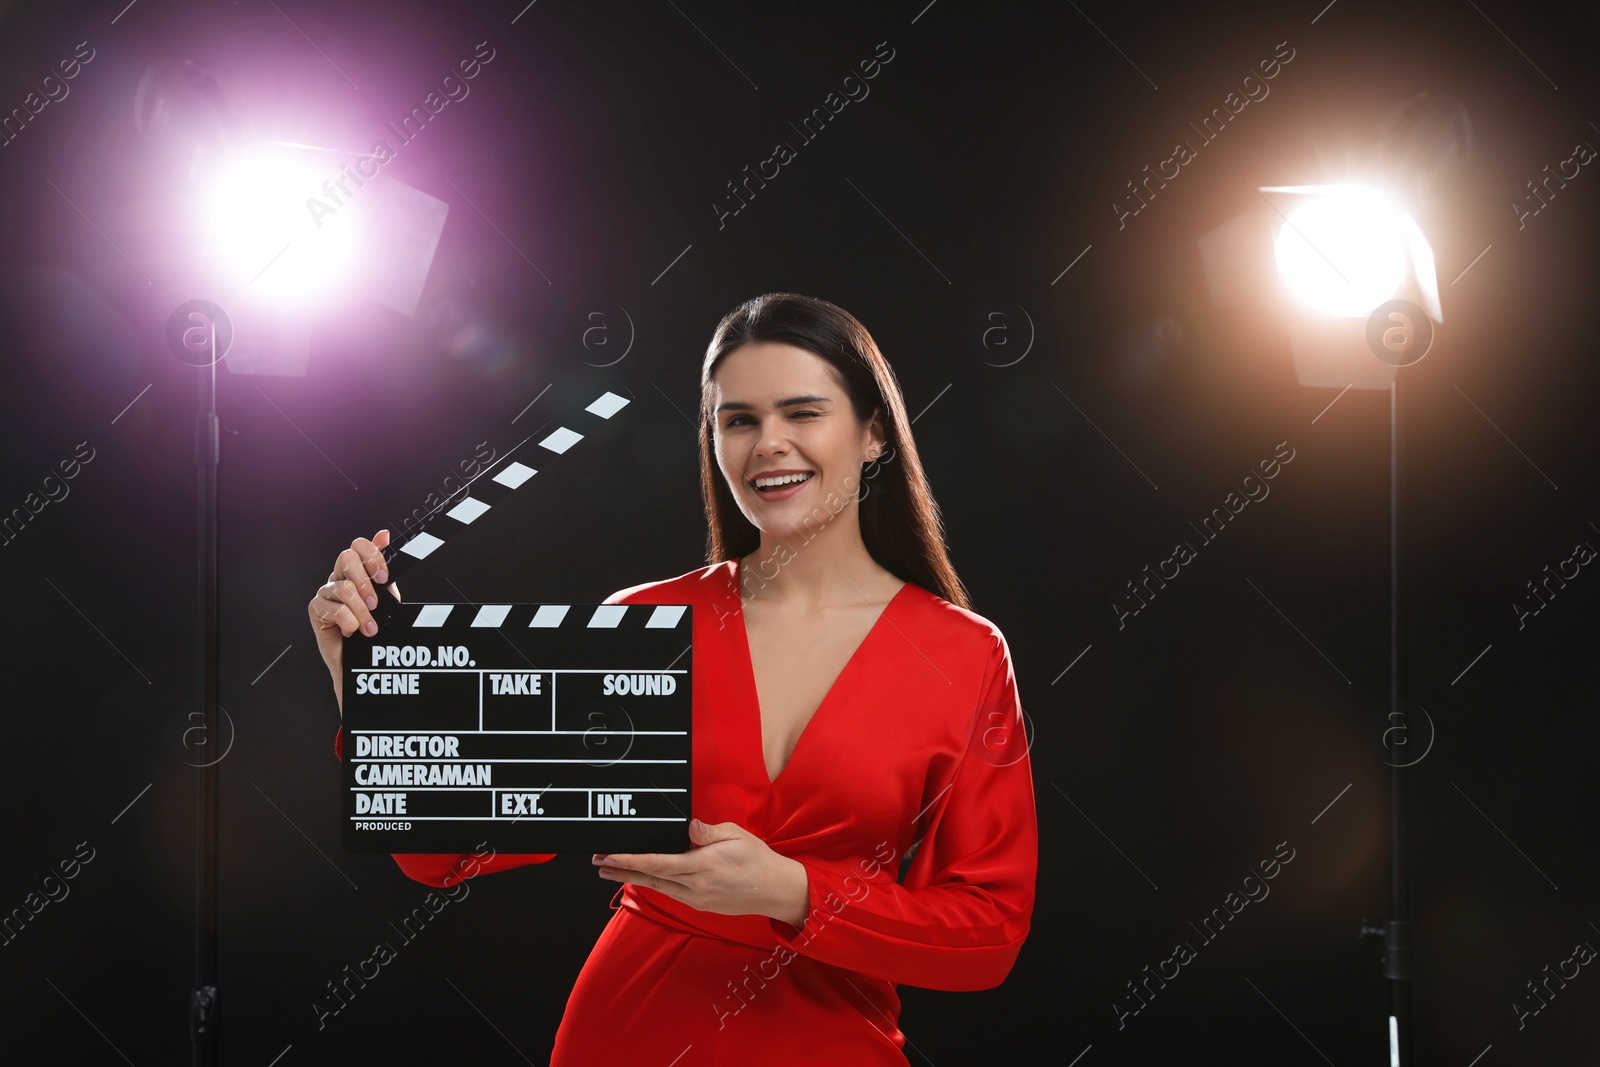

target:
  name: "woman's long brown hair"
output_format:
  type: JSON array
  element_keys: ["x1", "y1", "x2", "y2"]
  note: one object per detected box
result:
[{"x1": 698, "y1": 292, "x2": 971, "y2": 610}]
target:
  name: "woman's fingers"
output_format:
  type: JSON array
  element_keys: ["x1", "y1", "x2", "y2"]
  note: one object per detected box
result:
[
  {"x1": 322, "y1": 578, "x2": 377, "y2": 637},
  {"x1": 595, "y1": 851, "x2": 698, "y2": 878},
  {"x1": 312, "y1": 530, "x2": 391, "y2": 634},
  {"x1": 310, "y1": 585, "x2": 358, "y2": 638},
  {"x1": 335, "y1": 546, "x2": 378, "y2": 613},
  {"x1": 364, "y1": 529, "x2": 391, "y2": 586},
  {"x1": 329, "y1": 531, "x2": 390, "y2": 613},
  {"x1": 310, "y1": 531, "x2": 396, "y2": 698}
]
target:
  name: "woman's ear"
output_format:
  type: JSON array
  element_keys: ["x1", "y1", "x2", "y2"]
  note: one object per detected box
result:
[{"x1": 867, "y1": 407, "x2": 888, "y2": 457}]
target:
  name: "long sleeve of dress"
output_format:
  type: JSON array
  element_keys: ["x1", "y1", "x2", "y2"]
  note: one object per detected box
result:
[
  {"x1": 760, "y1": 636, "x2": 1038, "y2": 991},
  {"x1": 333, "y1": 726, "x2": 557, "y2": 887}
]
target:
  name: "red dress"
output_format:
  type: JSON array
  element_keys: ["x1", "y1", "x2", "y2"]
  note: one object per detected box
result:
[{"x1": 333, "y1": 558, "x2": 1038, "y2": 1064}]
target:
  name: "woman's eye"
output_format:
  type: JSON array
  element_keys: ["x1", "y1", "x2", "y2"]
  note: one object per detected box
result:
[{"x1": 726, "y1": 411, "x2": 819, "y2": 427}]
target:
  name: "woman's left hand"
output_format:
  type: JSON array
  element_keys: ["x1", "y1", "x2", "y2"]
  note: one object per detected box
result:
[{"x1": 593, "y1": 819, "x2": 810, "y2": 925}]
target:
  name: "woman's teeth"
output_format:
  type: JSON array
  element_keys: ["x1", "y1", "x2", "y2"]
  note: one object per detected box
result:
[{"x1": 754, "y1": 472, "x2": 813, "y2": 490}]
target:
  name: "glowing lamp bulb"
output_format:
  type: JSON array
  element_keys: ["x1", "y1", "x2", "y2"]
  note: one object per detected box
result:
[
  {"x1": 202, "y1": 150, "x2": 358, "y2": 301},
  {"x1": 1273, "y1": 188, "x2": 1408, "y2": 318}
]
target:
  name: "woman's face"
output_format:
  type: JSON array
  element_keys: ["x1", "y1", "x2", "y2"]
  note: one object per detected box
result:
[{"x1": 710, "y1": 341, "x2": 884, "y2": 540}]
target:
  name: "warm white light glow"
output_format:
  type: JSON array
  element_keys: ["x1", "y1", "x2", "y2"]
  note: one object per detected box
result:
[
  {"x1": 1273, "y1": 187, "x2": 1408, "y2": 318},
  {"x1": 201, "y1": 150, "x2": 359, "y2": 302}
]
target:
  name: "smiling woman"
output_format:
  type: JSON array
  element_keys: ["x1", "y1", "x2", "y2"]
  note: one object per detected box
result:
[
  {"x1": 699, "y1": 294, "x2": 968, "y2": 610},
  {"x1": 314, "y1": 293, "x2": 1038, "y2": 1065}
]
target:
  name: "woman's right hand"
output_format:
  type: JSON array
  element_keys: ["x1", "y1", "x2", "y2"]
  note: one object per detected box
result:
[{"x1": 308, "y1": 529, "x2": 398, "y2": 714}]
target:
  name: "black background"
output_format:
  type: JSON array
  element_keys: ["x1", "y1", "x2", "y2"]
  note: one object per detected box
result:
[{"x1": 0, "y1": 0, "x2": 1596, "y2": 1063}]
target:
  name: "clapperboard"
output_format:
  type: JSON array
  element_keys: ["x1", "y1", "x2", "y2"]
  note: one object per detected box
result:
[{"x1": 340, "y1": 384, "x2": 693, "y2": 854}]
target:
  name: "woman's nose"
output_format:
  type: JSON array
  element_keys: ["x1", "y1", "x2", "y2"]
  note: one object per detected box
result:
[{"x1": 755, "y1": 424, "x2": 790, "y2": 454}]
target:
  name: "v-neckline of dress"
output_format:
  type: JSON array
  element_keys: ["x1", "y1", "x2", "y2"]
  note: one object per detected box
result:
[{"x1": 729, "y1": 558, "x2": 911, "y2": 787}]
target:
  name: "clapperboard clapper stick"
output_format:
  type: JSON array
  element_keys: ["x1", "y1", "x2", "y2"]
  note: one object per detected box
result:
[{"x1": 340, "y1": 383, "x2": 694, "y2": 855}]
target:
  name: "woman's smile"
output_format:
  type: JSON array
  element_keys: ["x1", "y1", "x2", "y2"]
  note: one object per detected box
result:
[{"x1": 749, "y1": 469, "x2": 815, "y2": 502}]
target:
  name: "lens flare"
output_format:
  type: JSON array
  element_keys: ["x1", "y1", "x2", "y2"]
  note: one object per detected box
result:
[{"x1": 1273, "y1": 187, "x2": 1408, "y2": 318}]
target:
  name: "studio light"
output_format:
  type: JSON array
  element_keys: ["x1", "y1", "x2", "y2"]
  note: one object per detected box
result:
[
  {"x1": 1272, "y1": 186, "x2": 1408, "y2": 318},
  {"x1": 1199, "y1": 182, "x2": 1441, "y2": 389},
  {"x1": 1195, "y1": 125, "x2": 1463, "y2": 1066},
  {"x1": 137, "y1": 58, "x2": 450, "y2": 342},
  {"x1": 200, "y1": 147, "x2": 360, "y2": 302},
  {"x1": 129, "y1": 57, "x2": 455, "y2": 1066}
]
